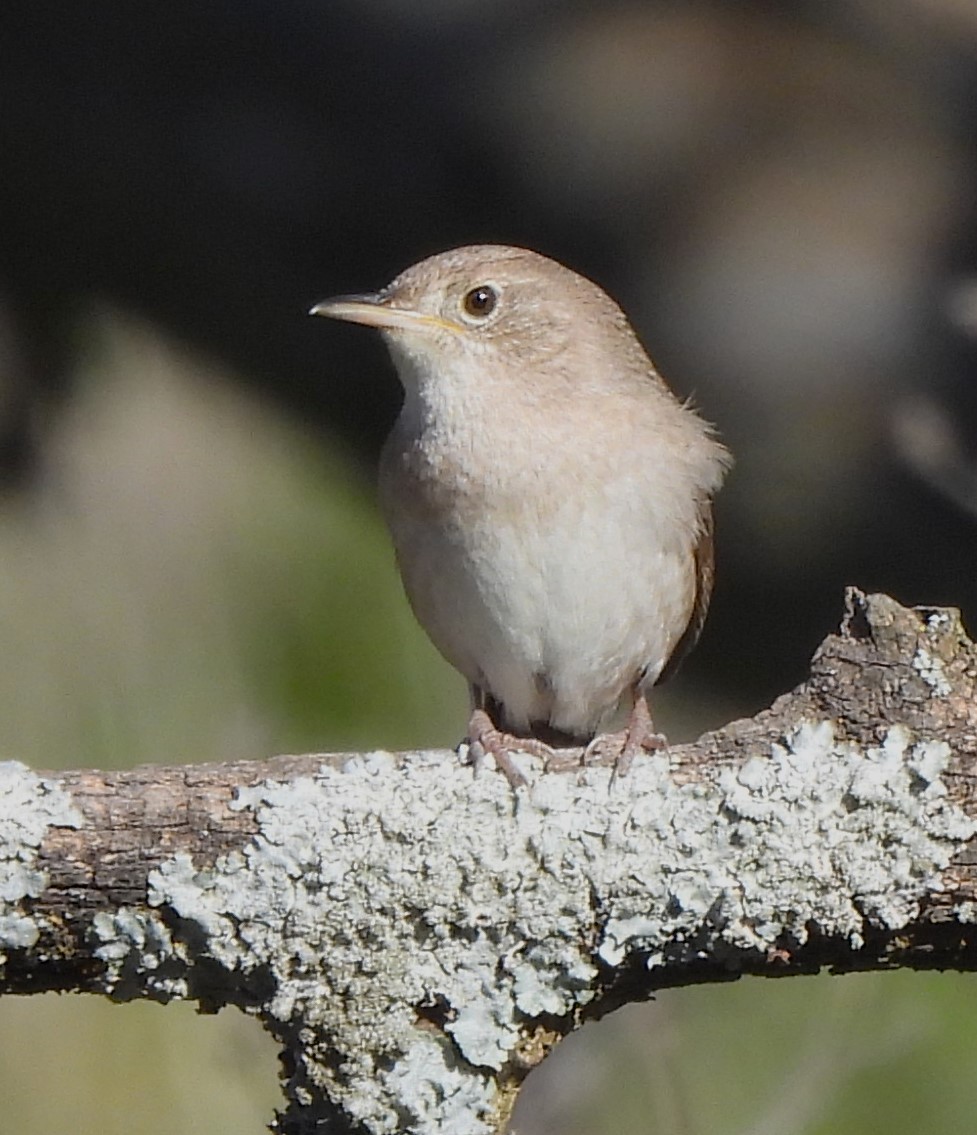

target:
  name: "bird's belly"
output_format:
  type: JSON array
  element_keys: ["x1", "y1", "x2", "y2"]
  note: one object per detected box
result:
[{"x1": 389, "y1": 496, "x2": 694, "y2": 738}]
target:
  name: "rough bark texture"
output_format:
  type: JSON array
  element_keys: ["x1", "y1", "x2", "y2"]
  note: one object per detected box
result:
[{"x1": 1, "y1": 588, "x2": 976, "y2": 1134}]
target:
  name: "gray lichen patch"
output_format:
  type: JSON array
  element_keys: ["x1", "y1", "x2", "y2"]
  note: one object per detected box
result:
[
  {"x1": 92, "y1": 907, "x2": 188, "y2": 1001},
  {"x1": 624, "y1": 721, "x2": 974, "y2": 959},
  {"x1": 0, "y1": 761, "x2": 83, "y2": 960},
  {"x1": 912, "y1": 646, "x2": 952, "y2": 696},
  {"x1": 136, "y1": 724, "x2": 974, "y2": 1135}
]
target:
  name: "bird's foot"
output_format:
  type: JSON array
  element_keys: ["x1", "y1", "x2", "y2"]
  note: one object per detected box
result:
[
  {"x1": 582, "y1": 695, "x2": 666, "y2": 777},
  {"x1": 542, "y1": 749, "x2": 589, "y2": 773},
  {"x1": 465, "y1": 709, "x2": 555, "y2": 789}
]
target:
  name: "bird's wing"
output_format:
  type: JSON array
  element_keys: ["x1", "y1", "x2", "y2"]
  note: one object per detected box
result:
[{"x1": 657, "y1": 503, "x2": 715, "y2": 686}]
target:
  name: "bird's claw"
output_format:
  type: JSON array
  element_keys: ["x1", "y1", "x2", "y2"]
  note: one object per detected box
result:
[
  {"x1": 582, "y1": 695, "x2": 666, "y2": 777},
  {"x1": 466, "y1": 709, "x2": 555, "y2": 789}
]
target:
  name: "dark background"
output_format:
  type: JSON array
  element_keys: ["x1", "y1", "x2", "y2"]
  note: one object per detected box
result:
[
  {"x1": 1, "y1": 2, "x2": 976, "y2": 1132},
  {"x1": 4, "y1": 0, "x2": 977, "y2": 711}
]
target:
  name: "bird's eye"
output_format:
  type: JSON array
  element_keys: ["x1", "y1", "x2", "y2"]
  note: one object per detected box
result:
[{"x1": 461, "y1": 285, "x2": 499, "y2": 320}]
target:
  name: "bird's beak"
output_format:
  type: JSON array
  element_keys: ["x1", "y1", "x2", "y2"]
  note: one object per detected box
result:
[{"x1": 309, "y1": 293, "x2": 453, "y2": 334}]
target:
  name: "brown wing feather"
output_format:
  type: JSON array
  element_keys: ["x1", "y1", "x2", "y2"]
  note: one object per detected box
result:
[{"x1": 657, "y1": 505, "x2": 715, "y2": 686}]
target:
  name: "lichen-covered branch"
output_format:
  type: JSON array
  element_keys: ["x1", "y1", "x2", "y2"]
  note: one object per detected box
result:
[{"x1": 2, "y1": 589, "x2": 977, "y2": 1135}]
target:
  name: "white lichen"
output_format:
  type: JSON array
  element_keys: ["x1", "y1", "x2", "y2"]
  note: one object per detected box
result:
[
  {"x1": 92, "y1": 907, "x2": 188, "y2": 1000},
  {"x1": 912, "y1": 647, "x2": 952, "y2": 696},
  {"x1": 131, "y1": 723, "x2": 974, "y2": 1134},
  {"x1": 0, "y1": 761, "x2": 83, "y2": 962}
]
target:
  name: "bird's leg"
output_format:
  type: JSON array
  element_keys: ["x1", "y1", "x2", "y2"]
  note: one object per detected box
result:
[
  {"x1": 466, "y1": 708, "x2": 556, "y2": 789},
  {"x1": 583, "y1": 692, "x2": 666, "y2": 776},
  {"x1": 616, "y1": 691, "x2": 667, "y2": 775}
]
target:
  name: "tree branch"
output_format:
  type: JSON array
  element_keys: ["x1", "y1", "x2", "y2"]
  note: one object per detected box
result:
[{"x1": 2, "y1": 588, "x2": 976, "y2": 1134}]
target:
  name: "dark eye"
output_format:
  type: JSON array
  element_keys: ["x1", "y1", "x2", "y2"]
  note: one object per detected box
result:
[{"x1": 461, "y1": 285, "x2": 498, "y2": 319}]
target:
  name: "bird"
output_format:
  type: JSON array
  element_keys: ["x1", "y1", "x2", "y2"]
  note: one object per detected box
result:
[{"x1": 310, "y1": 245, "x2": 730, "y2": 783}]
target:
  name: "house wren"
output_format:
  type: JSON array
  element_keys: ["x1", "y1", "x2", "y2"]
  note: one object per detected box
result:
[{"x1": 311, "y1": 245, "x2": 730, "y2": 780}]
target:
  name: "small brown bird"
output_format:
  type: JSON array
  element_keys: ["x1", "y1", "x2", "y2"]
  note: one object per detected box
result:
[{"x1": 311, "y1": 245, "x2": 730, "y2": 780}]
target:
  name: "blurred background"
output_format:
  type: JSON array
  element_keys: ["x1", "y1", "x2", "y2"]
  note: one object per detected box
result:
[{"x1": 1, "y1": 0, "x2": 976, "y2": 1131}]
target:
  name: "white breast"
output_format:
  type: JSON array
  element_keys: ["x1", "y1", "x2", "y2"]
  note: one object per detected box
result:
[{"x1": 382, "y1": 441, "x2": 698, "y2": 737}]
